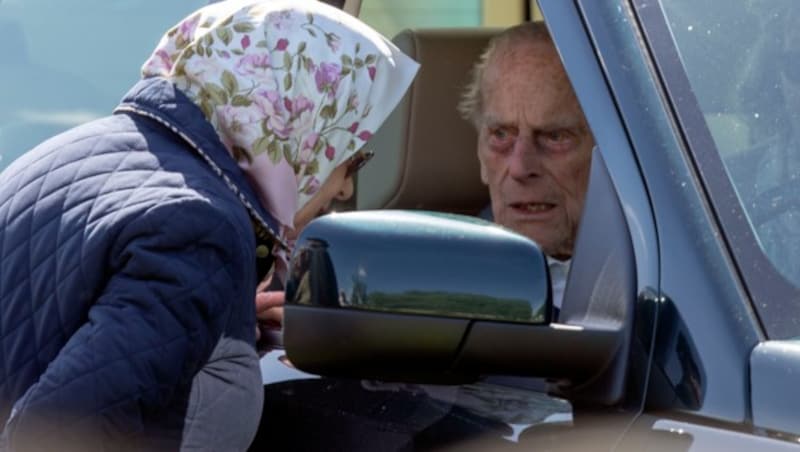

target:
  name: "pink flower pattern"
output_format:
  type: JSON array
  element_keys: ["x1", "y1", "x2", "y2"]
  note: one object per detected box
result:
[
  {"x1": 235, "y1": 54, "x2": 271, "y2": 77},
  {"x1": 140, "y1": 1, "x2": 418, "y2": 230},
  {"x1": 302, "y1": 132, "x2": 320, "y2": 150},
  {"x1": 314, "y1": 62, "x2": 342, "y2": 97}
]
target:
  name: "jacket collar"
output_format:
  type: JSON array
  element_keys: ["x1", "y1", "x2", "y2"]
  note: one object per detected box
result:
[{"x1": 114, "y1": 77, "x2": 286, "y2": 249}]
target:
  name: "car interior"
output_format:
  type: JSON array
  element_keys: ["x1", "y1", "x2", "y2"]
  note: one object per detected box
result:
[
  {"x1": 319, "y1": 16, "x2": 641, "y2": 408},
  {"x1": 353, "y1": 27, "x2": 498, "y2": 216}
]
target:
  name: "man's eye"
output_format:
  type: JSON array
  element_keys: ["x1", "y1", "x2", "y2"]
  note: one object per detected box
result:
[
  {"x1": 487, "y1": 127, "x2": 514, "y2": 149},
  {"x1": 540, "y1": 130, "x2": 575, "y2": 150},
  {"x1": 491, "y1": 128, "x2": 509, "y2": 139},
  {"x1": 545, "y1": 131, "x2": 567, "y2": 142}
]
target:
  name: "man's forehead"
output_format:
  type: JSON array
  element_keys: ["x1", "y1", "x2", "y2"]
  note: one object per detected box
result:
[
  {"x1": 482, "y1": 109, "x2": 584, "y2": 131},
  {"x1": 483, "y1": 50, "x2": 566, "y2": 85},
  {"x1": 481, "y1": 76, "x2": 583, "y2": 128},
  {"x1": 479, "y1": 41, "x2": 583, "y2": 127},
  {"x1": 491, "y1": 39, "x2": 560, "y2": 71},
  {"x1": 482, "y1": 44, "x2": 570, "y2": 98}
]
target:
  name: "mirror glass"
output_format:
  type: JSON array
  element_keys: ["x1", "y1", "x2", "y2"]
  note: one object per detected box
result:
[{"x1": 286, "y1": 210, "x2": 550, "y2": 324}]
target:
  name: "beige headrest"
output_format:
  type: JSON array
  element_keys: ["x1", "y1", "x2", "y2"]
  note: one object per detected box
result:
[{"x1": 356, "y1": 28, "x2": 499, "y2": 215}]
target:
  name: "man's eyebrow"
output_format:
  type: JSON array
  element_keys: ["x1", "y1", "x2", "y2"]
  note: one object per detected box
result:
[
  {"x1": 481, "y1": 115, "x2": 511, "y2": 128},
  {"x1": 538, "y1": 118, "x2": 588, "y2": 132},
  {"x1": 539, "y1": 113, "x2": 581, "y2": 127},
  {"x1": 480, "y1": 115, "x2": 588, "y2": 132}
]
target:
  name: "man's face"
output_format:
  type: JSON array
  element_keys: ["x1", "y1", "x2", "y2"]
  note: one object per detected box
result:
[{"x1": 477, "y1": 41, "x2": 594, "y2": 259}]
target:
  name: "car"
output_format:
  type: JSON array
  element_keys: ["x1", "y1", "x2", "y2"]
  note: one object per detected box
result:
[
  {"x1": 2, "y1": 0, "x2": 798, "y2": 450},
  {"x1": 251, "y1": 0, "x2": 800, "y2": 450}
]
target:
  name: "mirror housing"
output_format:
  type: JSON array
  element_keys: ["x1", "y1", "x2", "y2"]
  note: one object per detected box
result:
[
  {"x1": 284, "y1": 211, "x2": 549, "y2": 383},
  {"x1": 283, "y1": 210, "x2": 628, "y2": 389}
]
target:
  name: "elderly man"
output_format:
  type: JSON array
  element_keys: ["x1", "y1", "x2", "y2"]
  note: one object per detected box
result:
[{"x1": 459, "y1": 22, "x2": 595, "y2": 314}]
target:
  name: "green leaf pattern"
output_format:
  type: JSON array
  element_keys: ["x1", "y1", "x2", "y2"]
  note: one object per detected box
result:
[{"x1": 141, "y1": 3, "x2": 389, "y2": 205}]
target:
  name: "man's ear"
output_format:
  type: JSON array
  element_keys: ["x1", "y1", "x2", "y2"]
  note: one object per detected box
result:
[{"x1": 476, "y1": 133, "x2": 490, "y2": 184}]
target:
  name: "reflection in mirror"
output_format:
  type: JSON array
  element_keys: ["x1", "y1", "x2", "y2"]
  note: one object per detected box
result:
[{"x1": 286, "y1": 210, "x2": 550, "y2": 324}]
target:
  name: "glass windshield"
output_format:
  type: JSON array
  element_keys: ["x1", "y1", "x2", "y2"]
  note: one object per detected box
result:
[
  {"x1": 0, "y1": 0, "x2": 208, "y2": 170},
  {"x1": 657, "y1": 0, "x2": 800, "y2": 337}
]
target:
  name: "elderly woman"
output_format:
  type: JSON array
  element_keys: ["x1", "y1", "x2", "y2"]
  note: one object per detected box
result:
[{"x1": 0, "y1": 1, "x2": 417, "y2": 450}]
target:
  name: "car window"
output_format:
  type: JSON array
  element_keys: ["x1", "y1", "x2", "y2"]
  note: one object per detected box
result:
[
  {"x1": 651, "y1": 0, "x2": 800, "y2": 338},
  {"x1": 358, "y1": 0, "x2": 541, "y2": 39},
  {"x1": 347, "y1": 0, "x2": 581, "y2": 441},
  {"x1": 360, "y1": 0, "x2": 481, "y2": 39},
  {"x1": 0, "y1": 0, "x2": 209, "y2": 170}
]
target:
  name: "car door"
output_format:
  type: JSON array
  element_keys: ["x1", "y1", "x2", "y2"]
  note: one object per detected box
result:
[
  {"x1": 549, "y1": 0, "x2": 800, "y2": 447},
  {"x1": 255, "y1": 0, "x2": 800, "y2": 450},
  {"x1": 251, "y1": 161, "x2": 648, "y2": 451},
  {"x1": 252, "y1": 6, "x2": 657, "y2": 452}
]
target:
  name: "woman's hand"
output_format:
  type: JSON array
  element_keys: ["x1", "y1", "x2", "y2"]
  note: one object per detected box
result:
[
  {"x1": 255, "y1": 290, "x2": 285, "y2": 333},
  {"x1": 256, "y1": 291, "x2": 285, "y2": 349}
]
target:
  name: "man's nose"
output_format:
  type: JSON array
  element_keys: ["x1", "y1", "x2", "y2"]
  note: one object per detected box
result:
[
  {"x1": 336, "y1": 176, "x2": 355, "y2": 201},
  {"x1": 507, "y1": 136, "x2": 541, "y2": 179}
]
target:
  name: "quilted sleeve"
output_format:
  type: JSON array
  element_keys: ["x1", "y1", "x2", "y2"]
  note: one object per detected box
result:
[{"x1": 2, "y1": 197, "x2": 256, "y2": 451}]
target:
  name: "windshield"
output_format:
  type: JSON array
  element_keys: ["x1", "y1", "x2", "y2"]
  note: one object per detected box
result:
[
  {"x1": 0, "y1": 0, "x2": 208, "y2": 170},
  {"x1": 657, "y1": 0, "x2": 800, "y2": 337}
]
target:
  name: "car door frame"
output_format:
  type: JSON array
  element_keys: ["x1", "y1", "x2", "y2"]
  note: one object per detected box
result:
[{"x1": 542, "y1": 0, "x2": 797, "y2": 445}]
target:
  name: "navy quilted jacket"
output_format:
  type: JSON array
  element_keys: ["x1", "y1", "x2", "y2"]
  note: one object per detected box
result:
[{"x1": 0, "y1": 78, "x2": 280, "y2": 450}]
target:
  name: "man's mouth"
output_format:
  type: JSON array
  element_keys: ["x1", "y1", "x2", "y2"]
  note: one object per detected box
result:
[{"x1": 510, "y1": 202, "x2": 556, "y2": 213}]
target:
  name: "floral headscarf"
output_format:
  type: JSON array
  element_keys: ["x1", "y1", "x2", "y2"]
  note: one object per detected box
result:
[{"x1": 142, "y1": 0, "x2": 418, "y2": 232}]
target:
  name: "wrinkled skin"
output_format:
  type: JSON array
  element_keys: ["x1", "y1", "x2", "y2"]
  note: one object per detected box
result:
[{"x1": 477, "y1": 40, "x2": 594, "y2": 259}]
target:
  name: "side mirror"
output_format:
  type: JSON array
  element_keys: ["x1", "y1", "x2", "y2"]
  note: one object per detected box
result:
[
  {"x1": 286, "y1": 211, "x2": 549, "y2": 323},
  {"x1": 284, "y1": 210, "x2": 626, "y2": 388}
]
